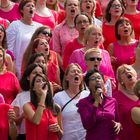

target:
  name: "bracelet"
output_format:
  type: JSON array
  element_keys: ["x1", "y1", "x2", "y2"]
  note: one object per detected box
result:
[{"x1": 38, "y1": 103, "x2": 45, "y2": 108}]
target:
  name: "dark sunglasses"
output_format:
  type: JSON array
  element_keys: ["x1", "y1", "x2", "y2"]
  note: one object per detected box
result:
[
  {"x1": 88, "y1": 57, "x2": 102, "y2": 61},
  {"x1": 41, "y1": 31, "x2": 52, "y2": 37}
]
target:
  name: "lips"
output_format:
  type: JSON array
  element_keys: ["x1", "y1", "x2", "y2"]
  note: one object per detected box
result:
[
  {"x1": 71, "y1": 9, "x2": 75, "y2": 14},
  {"x1": 86, "y1": 5, "x2": 90, "y2": 9},
  {"x1": 29, "y1": 10, "x2": 33, "y2": 14},
  {"x1": 74, "y1": 76, "x2": 79, "y2": 81},
  {"x1": 124, "y1": 29, "x2": 128, "y2": 33},
  {"x1": 45, "y1": 48, "x2": 48, "y2": 52},
  {"x1": 127, "y1": 74, "x2": 132, "y2": 79}
]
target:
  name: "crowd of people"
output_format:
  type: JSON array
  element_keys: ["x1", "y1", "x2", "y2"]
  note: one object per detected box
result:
[{"x1": 1, "y1": 0, "x2": 140, "y2": 140}]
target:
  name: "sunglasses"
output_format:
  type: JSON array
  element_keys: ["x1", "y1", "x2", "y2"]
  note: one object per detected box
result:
[
  {"x1": 41, "y1": 31, "x2": 52, "y2": 37},
  {"x1": 88, "y1": 57, "x2": 102, "y2": 61}
]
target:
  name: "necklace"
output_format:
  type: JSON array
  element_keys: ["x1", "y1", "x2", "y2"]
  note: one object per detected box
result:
[{"x1": 0, "y1": 2, "x2": 11, "y2": 9}]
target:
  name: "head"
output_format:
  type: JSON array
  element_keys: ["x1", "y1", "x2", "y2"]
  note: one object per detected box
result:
[
  {"x1": 84, "y1": 24, "x2": 104, "y2": 47},
  {"x1": 20, "y1": 63, "x2": 46, "y2": 91},
  {"x1": 134, "y1": 80, "x2": 140, "y2": 99},
  {"x1": 117, "y1": 64, "x2": 137, "y2": 89},
  {"x1": 84, "y1": 69, "x2": 105, "y2": 93},
  {"x1": 84, "y1": 48, "x2": 102, "y2": 71},
  {"x1": 46, "y1": 0, "x2": 59, "y2": 11},
  {"x1": 19, "y1": 0, "x2": 36, "y2": 17},
  {"x1": 32, "y1": 38, "x2": 50, "y2": 58},
  {"x1": 125, "y1": 0, "x2": 138, "y2": 6},
  {"x1": 28, "y1": 52, "x2": 46, "y2": 68},
  {"x1": 80, "y1": 0, "x2": 96, "y2": 17},
  {"x1": 105, "y1": 0, "x2": 125, "y2": 22},
  {"x1": 30, "y1": 73, "x2": 53, "y2": 109},
  {"x1": 63, "y1": 63, "x2": 84, "y2": 90},
  {"x1": 0, "y1": 47, "x2": 5, "y2": 69},
  {"x1": 115, "y1": 17, "x2": 133, "y2": 40},
  {"x1": 74, "y1": 13, "x2": 91, "y2": 34},
  {"x1": 64, "y1": 0, "x2": 80, "y2": 18},
  {"x1": 0, "y1": 24, "x2": 7, "y2": 49}
]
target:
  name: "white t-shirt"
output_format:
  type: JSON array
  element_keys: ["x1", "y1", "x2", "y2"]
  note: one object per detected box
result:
[
  {"x1": 11, "y1": 91, "x2": 30, "y2": 134},
  {"x1": 54, "y1": 90, "x2": 89, "y2": 140}
]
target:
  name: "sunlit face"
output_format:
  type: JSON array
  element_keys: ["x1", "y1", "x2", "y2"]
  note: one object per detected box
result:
[
  {"x1": 88, "y1": 72, "x2": 104, "y2": 92},
  {"x1": 28, "y1": 66, "x2": 44, "y2": 85},
  {"x1": 35, "y1": 39, "x2": 50, "y2": 56},
  {"x1": 66, "y1": 65, "x2": 83, "y2": 86},
  {"x1": 117, "y1": 21, "x2": 132, "y2": 37},
  {"x1": 75, "y1": 15, "x2": 90, "y2": 34},
  {"x1": 109, "y1": 0, "x2": 123, "y2": 17},
  {"x1": 65, "y1": 0, "x2": 79, "y2": 18},
  {"x1": 0, "y1": 26, "x2": 4, "y2": 44},
  {"x1": 34, "y1": 56, "x2": 46, "y2": 68},
  {"x1": 33, "y1": 75, "x2": 47, "y2": 96},
  {"x1": 46, "y1": 0, "x2": 57, "y2": 5},
  {"x1": 119, "y1": 65, "x2": 137, "y2": 85},
  {"x1": 85, "y1": 52, "x2": 102, "y2": 70},
  {"x1": 21, "y1": 2, "x2": 35, "y2": 18},
  {"x1": 81, "y1": 0, "x2": 95, "y2": 15},
  {"x1": 87, "y1": 28, "x2": 103, "y2": 47}
]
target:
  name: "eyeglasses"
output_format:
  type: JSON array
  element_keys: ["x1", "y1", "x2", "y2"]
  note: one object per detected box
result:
[
  {"x1": 41, "y1": 31, "x2": 52, "y2": 37},
  {"x1": 111, "y1": 4, "x2": 121, "y2": 9},
  {"x1": 89, "y1": 76, "x2": 102, "y2": 81},
  {"x1": 76, "y1": 20, "x2": 89, "y2": 25},
  {"x1": 87, "y1": 57, "x2": 102, "y2": 61}
]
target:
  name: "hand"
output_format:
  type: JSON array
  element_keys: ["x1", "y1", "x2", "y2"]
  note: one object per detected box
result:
[
  {"x1": 94, "y1": 88, "x2": 103, "y2": 106},
  {"x1": 49, "y1": 123, "x2": 60, "y2": 132},
  {"x1": 52, "y1": 82, "x2": 62, "y2": 93},
  {"x1": 8, "y1": 108, "x2": 16, "y2": 123},
  {"x1": 39, "y1": 83, "x2": 48, "y2": 97},
  {"x1": 112, "y1": 120, "x2": 122, "y2": 135}
]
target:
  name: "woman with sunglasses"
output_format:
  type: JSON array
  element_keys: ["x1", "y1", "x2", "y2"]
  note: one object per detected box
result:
[
  {"x1": 69, "y1": 24, "x2": 115, "y2": 79},
  {"x1": 84, "y1": 48, "x2": 115, "y2": 96},
  {"x1": 113, "y1": 64, "x2": 139, "y2": 140},
  {"x1": 77, "y1": 69, "x2": 121, "y2": 140},
  {"x1": 108, "y1": 17, "x2": 138, "y2": 74},
  {"x1": 23, "y1": 74, "x2": 63, "y2": 140}
]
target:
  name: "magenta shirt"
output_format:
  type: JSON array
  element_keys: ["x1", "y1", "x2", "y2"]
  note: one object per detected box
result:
[
  {"x1": 69, "y1": 48, "x2": 115, "y2": 78},
  {"x1": 113, "y1": 90, "x2": 139, "y2": 140},
  {"x1": 0, "y1": 3, "x2": 21, "y2": 22},
  {"x1": 77, "y1": 94, "x2": 119, "y2": 140}
]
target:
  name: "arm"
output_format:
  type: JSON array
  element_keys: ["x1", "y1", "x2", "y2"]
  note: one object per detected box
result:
[{"x1": 131, "y1": 107, "x2": 140, "y2": 124}]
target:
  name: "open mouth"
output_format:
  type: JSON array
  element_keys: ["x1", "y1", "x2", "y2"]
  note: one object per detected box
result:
[
  {"x1": 45, "y1": 48, "x2": 48, "y2": 52},
  {"x1": 71, "y1": 9, "x2": 75, "y2": 14},
  {"x1": 74, "y1": 76, "x2": 79, "y2": 81},
  {"x1": 94, "y1": 41, "x2": 99, "y2": 44},
  {"x1": 131, "y1": 0, "x2": 135, "y2": 2},
  {"x1": 124, "y1": 29, "x2": 128, "y2": 33},
  {"x1": 127, "y1": 74, "x2": 132, "y2": 79},
  {"x1": 86, "y1": 5, "x2": 90, "y2": 9},
  {"x1": 29, "y1": 10, "x2": 33, "y2": 14},
  {"x1": 94, "y1": 64, "x2": 98, "y2": 68}
]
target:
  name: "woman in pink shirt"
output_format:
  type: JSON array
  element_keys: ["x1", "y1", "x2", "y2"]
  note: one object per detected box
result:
[
  {"x1": 0, "y1": 0, "x2": 21, "y2": 22},
  {"x1": 69, "y1": 24, "x2": 115, "y2": 79}
]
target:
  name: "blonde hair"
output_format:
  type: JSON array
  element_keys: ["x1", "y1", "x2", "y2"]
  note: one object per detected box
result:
[
  {"x1": 62, "y1": 63, "x2": 84, "y2": 90},
  {"x1": 84, "y1": 48, "x2": 101, "y2": 61},
  {"x1": 84, "y1": 24, "x2": 104, "y2": 45},
  {"x1": 134, "y1": 80, "x2": 140, "y2": 99}
]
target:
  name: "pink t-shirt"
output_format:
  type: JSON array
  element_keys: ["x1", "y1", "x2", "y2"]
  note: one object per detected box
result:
[
  {"x1": 0, "y1": 3, "x2": 21, "y2": 22},
  {"x1": 33, "y1": 9, "x2": 57, "y2": 30},
  {"x1": 52, "y1": 20, "x2": 79, "y2": 57},
  {"x1": 69, "y1": 48, "x2": 115, "y2": 78}
]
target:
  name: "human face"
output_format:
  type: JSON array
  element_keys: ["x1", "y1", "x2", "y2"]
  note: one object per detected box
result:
[
  {"x1": 65, "y1": 0, "x2": 79, "y2": 18},
  {"x1": 88, "y1": 72, "x2": 104, "y2": 92},
  {"x1": 0, "y1": 26, "x2": 4, "y2": 44},
  {"x1": 66, "y1": 65, "x2": 83, "y2": 86},
  {"x1": 35, "y1": 39, "x2": 50, "y2": 56},
  {"x1": 86, "y1": 52, "x2": 102, "y2": 70},
  {"x1": 33, "y1": 75, "x2": 47, "y2": 96},
  {"x1": 109, "y1": 0, "x2": 123, "y2": 17},
  {"x1": 75, "y1": 15, "x2": 90, "y2": 34},
  {"x1": 34, "y1": 56, "x2": 46, "y2": 68},
  {"x1": 38, "y1": 29, "x2": 52, "y2": 43},
  {"x1": 117, "y1": 21, "x2": 132, "y2": 37},
  {"x1": 81, "y1": 0, "x2": 95, "y2": 15},
  {"x1": 87, "y1": 28, "x2": 103, "y2": 47},
  {"x1": 28, "y1": 66, "x2": 44, "y2": 85},
  {"x1": 119, "y1": 65, "x2": 137, "y2": 85},
  {"x1": 21, "y1": 2, "x2": 35, "y2": 18}
]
